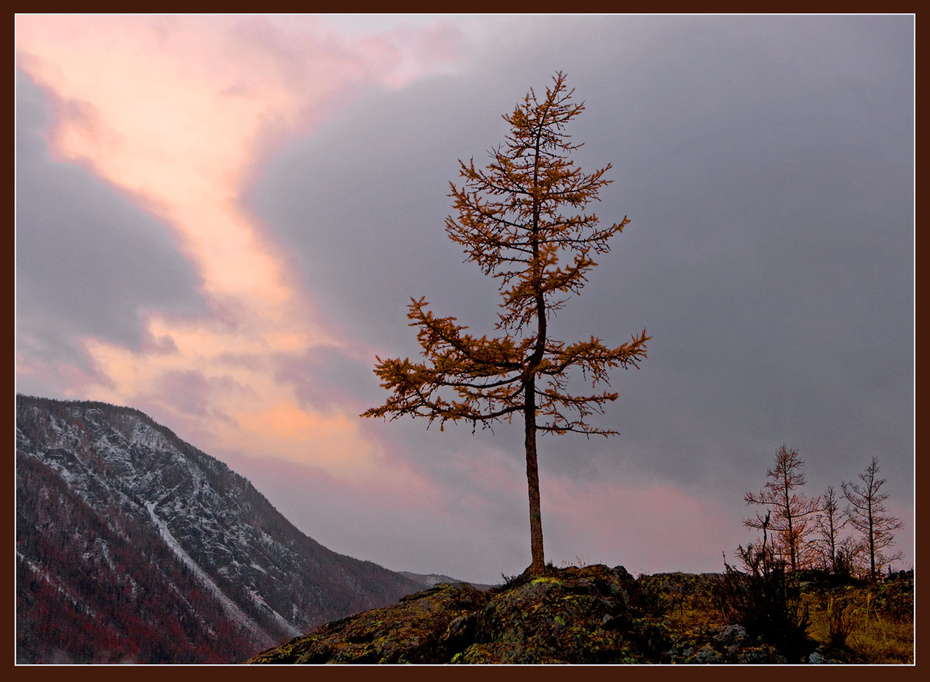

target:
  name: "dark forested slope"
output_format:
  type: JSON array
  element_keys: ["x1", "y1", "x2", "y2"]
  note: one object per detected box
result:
[{"x1": 16, "y1": 394, "x2": 421, "y2": 663}]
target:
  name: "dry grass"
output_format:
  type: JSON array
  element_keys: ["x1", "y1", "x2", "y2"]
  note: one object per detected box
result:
[
  {"x1": 639, "y1": 570, "x2": 914, "y2": 664},
  {"x1": 802, "y1": 580, "x2": 914, "y2": 664}
]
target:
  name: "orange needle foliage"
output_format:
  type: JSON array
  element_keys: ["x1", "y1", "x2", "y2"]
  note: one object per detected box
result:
[{"x1": 363, "y1": 72, "x2": 650, "y2": 573}]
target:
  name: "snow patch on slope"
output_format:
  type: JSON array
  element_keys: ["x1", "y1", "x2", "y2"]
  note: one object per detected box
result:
[{"x1": 144, "y1": 501, "x2": 277, "y2": 647}]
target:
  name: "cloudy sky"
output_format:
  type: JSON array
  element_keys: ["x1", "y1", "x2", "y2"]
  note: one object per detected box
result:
[{"x1": 15, "y1": 14, "x2": 913, "y2": 584}]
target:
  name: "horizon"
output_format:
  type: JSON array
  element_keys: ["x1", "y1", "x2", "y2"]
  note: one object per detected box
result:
[{"x1": 15, "y1": 14, "x2": 914, "y2": 585}]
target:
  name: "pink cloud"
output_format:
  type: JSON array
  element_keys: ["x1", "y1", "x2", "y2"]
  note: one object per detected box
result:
[
  {"x1": 540, "y1": 475, "x2": 738, "y2": 574},
  {"x1": 15, "y1": 14, "x2": 473, "y2": 487}
]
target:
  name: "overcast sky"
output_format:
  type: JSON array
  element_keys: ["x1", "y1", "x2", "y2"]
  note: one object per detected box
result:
[{"x1": 15, "y1": 14, "x2": 913, "y2": 584}]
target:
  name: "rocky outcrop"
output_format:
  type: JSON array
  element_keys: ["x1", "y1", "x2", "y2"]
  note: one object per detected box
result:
[
  {"x1": 249, "y1": 563, "x2": 870, "y2": 664},
  {"x1": 248, "y1": 564, "x2": 751, "y2": 664}
]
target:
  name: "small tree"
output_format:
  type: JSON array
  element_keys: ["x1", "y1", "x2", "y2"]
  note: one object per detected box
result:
[
  {"x1": 842, "y1": 457, "x2": 903, "y2": 581},
  {"x1": 744, "y1": 445, "x2": 821, "y2": 571},
  {"x1": 362, "y1": 72, "x2": 649, "y2": 575},
  {"x1": 813, "y1": 485, "x2": 847, "y2": 575}
]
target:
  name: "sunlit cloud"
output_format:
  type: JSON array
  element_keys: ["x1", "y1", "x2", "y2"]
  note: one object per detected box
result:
[
  {"x1": 234, "y1": 401, "x2": 393, "y2": 483},
  {"x1": 15, "y1": 14, "x2": 470, "y2": 484}
]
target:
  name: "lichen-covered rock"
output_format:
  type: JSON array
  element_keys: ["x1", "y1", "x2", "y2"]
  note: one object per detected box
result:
[
  {"x1": 248, "y1": 563, "x2": 855, "y2": 664},
  {"x1": 249, "y1": 564, "x2": 669, "y2": 664},
  {"x1": 455, "y1": 565, "x2": 641, "y2": 664},
  {"x1": 249, "y1": 581, "x2": 488, "y2": 663}
]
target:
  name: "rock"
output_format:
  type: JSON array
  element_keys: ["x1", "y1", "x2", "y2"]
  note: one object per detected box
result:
[
  {"x1": 717, "y1": 624, "x2": 748, "y2": 645},
  {"x1": 248, "y1": 564, "x2": 837, "y2": 665},
  {"x1": 250, "y1": 582, "x2": 488, "y2": 664},
  {"x1": 250, "y1": 564, "x2": 657, "y2": 664},
  {"x1": 690, "y1": 645, "x2": 722, "y2": 664}
]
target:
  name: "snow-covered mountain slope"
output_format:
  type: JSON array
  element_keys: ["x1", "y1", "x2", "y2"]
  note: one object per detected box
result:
[{"x1": 15, "y1": 395, "x2": 422, "y2": 664}]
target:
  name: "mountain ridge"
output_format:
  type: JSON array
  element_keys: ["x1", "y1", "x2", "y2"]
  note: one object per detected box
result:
[{"x1": 15, "y1": 394, "x2": 426, "y2": 663}]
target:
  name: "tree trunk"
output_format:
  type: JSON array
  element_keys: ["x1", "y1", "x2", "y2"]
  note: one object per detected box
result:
[{"x1": 524, "y1": 378, "x2": 545, "y2": 575}]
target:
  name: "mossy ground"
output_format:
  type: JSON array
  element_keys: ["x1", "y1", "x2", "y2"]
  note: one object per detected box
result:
[{"x1": 247, "y1": 564, "x2": 913, "y2": 665}]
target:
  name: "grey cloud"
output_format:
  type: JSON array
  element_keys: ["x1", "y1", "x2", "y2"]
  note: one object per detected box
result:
[
  {"x1": 15, "y1": 16, "x2": 913, "y2": 580},
  {"x1": 15, "y1": 69, "x2": 205, "y2": 365},
  {"x1": 273, "y1": 345, "x2": 383, "y2": 413},
  {"x1": 150, "y1": 370, "x2": 217, "y2": 418},
  {"x1": 247, "y1": 16, "x2": 912, "y2": 517},
  {"x1": 243, "y1": 75, "x2": 505, "y2": 352}
]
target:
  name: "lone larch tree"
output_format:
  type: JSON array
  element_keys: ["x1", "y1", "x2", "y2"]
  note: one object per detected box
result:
[{"x1": 362, "y1": 72, "x2": 649, "y2": 575}]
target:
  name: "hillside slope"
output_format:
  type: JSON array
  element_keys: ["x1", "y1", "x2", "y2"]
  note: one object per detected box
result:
[{"x1": 15, "y1": 395, "x2": 422, "y2": 663}]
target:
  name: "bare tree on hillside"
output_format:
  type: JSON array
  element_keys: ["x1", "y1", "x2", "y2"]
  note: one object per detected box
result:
[
  {"x1": 842, "y1": 457, "x2": 903, "y2": 581},
  {"x1": 745, "y1": 445, "x2": 821, "y2": 571},
  {"x1": 813, "y1": 485, "x2": 848, "y2": 575}
]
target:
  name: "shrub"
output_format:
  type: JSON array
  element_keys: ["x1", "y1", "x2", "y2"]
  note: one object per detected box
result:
[{"x1": 715, "y1": 524, "x2": 814, "y2": 661}]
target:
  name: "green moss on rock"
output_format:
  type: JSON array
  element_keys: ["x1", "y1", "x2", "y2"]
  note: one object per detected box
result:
[
  {"x1": 249, "y1": 565, "x2": 658, "y2": 664},
  {"x1": 246, "y1": 564, "x2": 913, "y2": 664}
]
